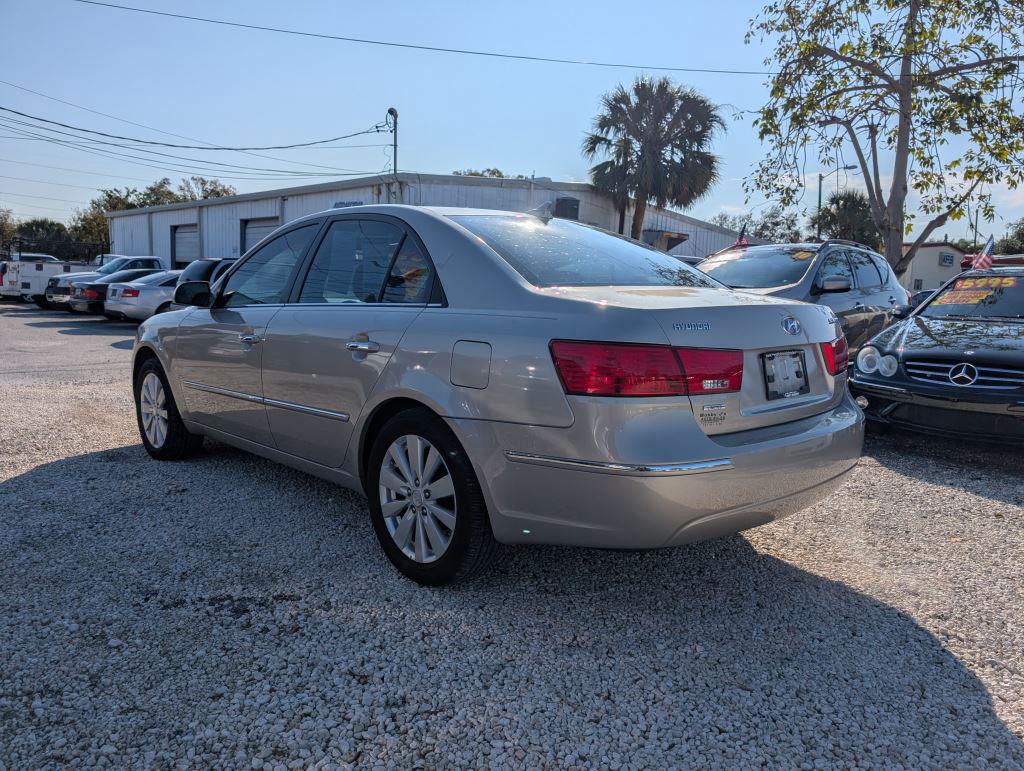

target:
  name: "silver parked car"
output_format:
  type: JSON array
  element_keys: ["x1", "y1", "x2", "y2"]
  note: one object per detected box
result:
[
  {"x1": 699, "y1": 241, "x2": 912, "y2": 354},
  {"x1": 132, "y1": 206, "x2": 864, "y2": 584},
  {"x1": 105, "y1": 270, "x2": 182, "y2": 321}
]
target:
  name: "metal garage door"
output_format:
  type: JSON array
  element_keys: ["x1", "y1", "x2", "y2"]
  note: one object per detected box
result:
[
  {"x1": 172, "y1": 224, "x2": 199, "y2": 266},
  {"x1": 243, "y1": 218, "x2": 279, "y2": 252}
]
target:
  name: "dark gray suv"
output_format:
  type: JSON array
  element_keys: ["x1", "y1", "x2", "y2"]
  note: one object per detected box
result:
[{"x1": 699, "y1": 240, "x2": 912, "y2": 353}]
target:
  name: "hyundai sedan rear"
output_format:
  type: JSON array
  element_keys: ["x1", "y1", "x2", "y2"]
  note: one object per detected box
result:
[{"x1": 132, "y1": 205, "x2": 864, "y2": 584}]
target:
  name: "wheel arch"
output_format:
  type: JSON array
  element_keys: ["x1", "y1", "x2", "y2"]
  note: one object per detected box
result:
[{"x1": 356, "y1": 396, "x2": 438, "y2": 488}]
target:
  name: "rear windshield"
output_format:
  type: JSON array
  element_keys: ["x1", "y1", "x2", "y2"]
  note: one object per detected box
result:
[
  {"x1": 449, "y1": 215, "x2": 721, "y2": 289},
  {"x1": 920, "y1": 275, "x2": 1023, "y2": 320},
  {"x1": 699, "y1": 246, "x2": 818, "y2": 288},
  {"x1": 130, "y1": 271, "x2": 174, "y2": 285},
  {"x1": 179, "y1": 260, "x2": 218, "y2": 282}
]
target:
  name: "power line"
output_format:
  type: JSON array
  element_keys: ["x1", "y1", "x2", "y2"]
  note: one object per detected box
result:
[
  {"x1": 0, "y1": 157, "x2": 158, "y2": 182},
  {"x1": 0, "y1": 189, "x2": 90, "y2": 204},
  {"x1": 71, "y1": 0, "x2": 775, "y2": 76},
  {"x1": 0, "y1": 104, "x2": 388, "y2": 151},
  {"x1": 0, "y1": 174, "x2": 102, "y2": 189},
  {"x1": 0, "y1": 79, "x2": 391, "y2": 174}
]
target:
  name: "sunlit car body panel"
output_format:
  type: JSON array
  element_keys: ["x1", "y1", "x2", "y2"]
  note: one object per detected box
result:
[
  {"x1": 104, "y1": 271, "x2": 181, "y2": 321},
  {"x1": 134, "y1": 205, "x2": 863, "y2": 549}
]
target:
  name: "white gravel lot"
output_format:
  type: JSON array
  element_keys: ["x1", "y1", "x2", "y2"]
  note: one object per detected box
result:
[{"x1": 1, "y1": 301, "x2": 1022, "y2": 769}]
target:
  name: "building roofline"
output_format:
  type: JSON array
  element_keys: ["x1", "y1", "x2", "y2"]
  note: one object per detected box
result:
[
  {"x1": 902, "y1": 241, "x2": 967, "y2": 253},
  {"x1": 104, "y1": 172, "x2": 597, "y2": 219}
]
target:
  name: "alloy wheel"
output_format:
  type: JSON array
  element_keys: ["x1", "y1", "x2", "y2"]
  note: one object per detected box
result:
[
  {"x1": 378, "y1": 434, "x2": 457, "y2": 563},
  {"x1": 139, "y1": 372, "x2": 169, "y2": 449}
]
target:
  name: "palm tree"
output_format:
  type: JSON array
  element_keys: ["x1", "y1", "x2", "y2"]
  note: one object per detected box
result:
[{"x1": 583, "y1": 77, "x2": 724, "y2": 240}]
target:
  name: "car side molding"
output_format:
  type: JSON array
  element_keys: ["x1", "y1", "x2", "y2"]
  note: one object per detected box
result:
[{"x1": 182, "y1": 379, "x2": 350, "y2": 422}]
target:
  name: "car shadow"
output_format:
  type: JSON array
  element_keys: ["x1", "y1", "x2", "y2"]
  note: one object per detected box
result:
[
  {"x1": 1, "y1": 442, "x2": 1021, "y2": 765},
  {"x1": 866, "y1": 432, "x2": 1024, "y2": 506},
  {"x1": 24, "y1": 317, "x2": 137, "y2": 337}
]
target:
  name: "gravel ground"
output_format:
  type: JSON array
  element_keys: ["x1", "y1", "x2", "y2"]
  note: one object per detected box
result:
[{"x1": 1, "y1": 301, "x2": 1022, "y2": 769}]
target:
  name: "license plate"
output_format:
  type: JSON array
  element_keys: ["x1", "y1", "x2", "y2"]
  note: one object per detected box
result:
[{"x1": 762, "y1": 350, "x2": 809, "y2": 401}]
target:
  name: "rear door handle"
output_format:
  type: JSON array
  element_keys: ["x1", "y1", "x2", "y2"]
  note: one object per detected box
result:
[
  {"x1": 238, "y1": 333, "x2": 262, "y2": 344},
  {"x1": 346, "y1": 340, "x2": 380, "y2": 352}
]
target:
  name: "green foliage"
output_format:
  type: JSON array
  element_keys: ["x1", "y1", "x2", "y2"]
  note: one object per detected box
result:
[
  {"x1": 68, "y1": 176, "x2": 236, "y2": 246},
  {"x1": 710, "y1": 206, "x2": 805, "y2": 243},
  {"x1": 748, "y1": 0, "x2": 1024, "y2": 271},
  {"x1": 808, "y1": 190, "x2": 881, "y2": 248},
  {"x1": 995, "y1": 217, "x2": 1024, "y2": 254},
  {"x1": 0, "y1": 207, "x2": 15, "y2": 245},
  {"x1": 452, "y1": 168, "x2": 526, "y2": 179},
  {"x1": 16, "y1": 218, "x2": 68, "y2": 242},
  {"x1": 583, "y1": 77, "x2": 725, "y2": 239}
]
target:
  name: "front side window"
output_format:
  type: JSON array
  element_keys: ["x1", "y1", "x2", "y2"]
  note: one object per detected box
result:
[
  {"x1": 451, "y1": 215, "x2": 721, "y2": 289},
  {"x1": 221, "y1": 224, "x2": 318, "y2": 308},
  {"x1": 299, "y1": 219, "x2": 403, "y2": 303},
  {"x1": 815, "y1": 250, "x2": 855, "y2": 287}
]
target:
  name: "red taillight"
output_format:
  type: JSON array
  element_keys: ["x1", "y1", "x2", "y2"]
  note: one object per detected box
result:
[
  {"x1": 820, "y1": 336, "x2": 849, "y2": 375},
  {"x1": 549, "y1": 341, "x2": 744, "y2": 397},
  {"x1": 121, "y1": 288, "x2": 140, "y2": 297},
  {"x1": 675, "y1": 348, "x2": 744, "y2": 395},
  {"x1": 83, "y1": 288, "x2": 99, "y2": 299},
  {"x1": 550, "y1": 341, "x2": 686, "y2": 396},
  {"x1": 905, "y1": 289, "x2": 912, "y2": 305}
]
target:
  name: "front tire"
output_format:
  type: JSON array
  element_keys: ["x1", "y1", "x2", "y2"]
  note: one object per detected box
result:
[
  {"x1": 366, "y1": 408, "x2": 498, "y2": 585},
  {"x1": 134, "y1": 359, "x2": 203, "y2": 460}
]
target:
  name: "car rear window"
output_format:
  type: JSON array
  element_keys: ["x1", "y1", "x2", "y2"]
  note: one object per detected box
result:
[
  {"x1": 699, "y1": 246, "x2": 819, "y2": 288},
  {"x1": 449, "y1": 215, "x2": 720, "y2": 289},
  {"x1": 920, "y1": 275, "x2": 1023, "y2": 320}
]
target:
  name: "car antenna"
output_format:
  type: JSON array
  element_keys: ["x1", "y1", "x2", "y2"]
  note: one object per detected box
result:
[{"x1": 525, "y1": 201, "x2": 553, "y2": 224}]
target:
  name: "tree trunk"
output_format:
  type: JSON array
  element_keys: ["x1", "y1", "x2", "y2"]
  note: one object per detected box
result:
[
  {"x1": 617, "y1": 203, "x2": 626, "y2": 235},
  {"x1": 630, "y1": 198, "x2": 647, "y2": 241}
]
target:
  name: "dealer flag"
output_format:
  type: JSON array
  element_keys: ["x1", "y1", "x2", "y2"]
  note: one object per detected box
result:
[{"x1": 972, "y1": 235, "x2": 995, "y2": 269}]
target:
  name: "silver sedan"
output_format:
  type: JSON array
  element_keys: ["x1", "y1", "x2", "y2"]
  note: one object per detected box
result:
[
  {"x1": 105, "y1": 270, "x2": 182, "y2": 321},
  {"x1": 132, "y1": 205, "x2": 864, "y2": 585}
]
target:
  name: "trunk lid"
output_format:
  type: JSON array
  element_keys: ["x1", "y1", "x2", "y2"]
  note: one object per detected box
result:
[{"x1": 548, "y1": 286, "x2": 847, "y2": 434}]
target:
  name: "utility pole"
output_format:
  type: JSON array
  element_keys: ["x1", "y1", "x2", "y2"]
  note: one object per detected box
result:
[
  {"x1": 815, "y1": 165, "x2": 858, "y2": 240},
  {"x1": 387, "y1": 107, "x2": 398, "y2": 176}
]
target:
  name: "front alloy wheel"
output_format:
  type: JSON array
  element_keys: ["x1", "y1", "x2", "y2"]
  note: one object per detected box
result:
[{"x1": 139, "y1": 372, "x2": 169, "y2": 449}]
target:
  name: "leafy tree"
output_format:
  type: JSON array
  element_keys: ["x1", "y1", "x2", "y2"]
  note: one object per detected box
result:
[
  {"x1": 748, "y1": 0, "x2": 1024, "y2": 273},
  {"x1": 177, "y1": 176, "x2": 237, "y2": 200},
  {"x1": 709, "y1": 205, "x2": 805, "y2": 243},
  {"x1": 995, "y1": 217, "x2": 1024, "y2": 254},
  {"x1": 16, "y1": 218, "x2": 68, "y2": 242},
  {"x1": 452, "y1": 168, "x2": 526, "y2": 179},
  {"x1": 583, "y1": 77, "x2": 724, "y2": 239},
  {"x1": 0, "y1": 207, "x2": 15, "y2": 245},
  {"x1": 589, "y1": 137, "x2": 632, "y2": 234},
  {"x1": 808, "y1": 190, "x2": 881, "y2": 248}
]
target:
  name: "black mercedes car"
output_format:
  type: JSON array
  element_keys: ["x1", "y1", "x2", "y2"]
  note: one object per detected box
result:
[{"x1": 850, "y1": 267, "x2": 1024, "y2": 443}]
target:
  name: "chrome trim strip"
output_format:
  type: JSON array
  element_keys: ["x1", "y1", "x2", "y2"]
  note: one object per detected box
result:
[
  {"x1": 263, "y1": 397, "x2": 349, "y2": 422},
  {"x1": 182, "y1": 379, "x2": 263, "y2": 404},
  {"x1": 181, "y1": 380, "x2": 350, "y2": 421},
  {"x1": 504, "y1": 451, "x2": 733, "y2": 476}
]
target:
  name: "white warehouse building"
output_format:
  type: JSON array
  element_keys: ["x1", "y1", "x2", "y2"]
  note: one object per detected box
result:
[{"x1": 105, "y1": 172, "x2": 744, "y2": 267}]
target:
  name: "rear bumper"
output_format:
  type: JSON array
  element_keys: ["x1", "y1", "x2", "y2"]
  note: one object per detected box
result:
[
  {"x1": 69, "y1": 299, "x2": 103, "y2": 314},
  {"x1": 851, "y1": 378, "x2": 1024, "y2": 443},
  {"x1": 104, "y1": 299, "x2": 147, "y2": 319},
  {"x1": 45, "y1": 290, "x2": 70, "y2": 304},
  {"x1": 450, "y1": 393, "x2": 864, "y2": 549}
]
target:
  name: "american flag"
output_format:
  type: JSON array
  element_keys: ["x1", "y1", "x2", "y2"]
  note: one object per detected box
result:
[
  {"x1": 733, "y1": 224, "x2": 749, "y2": 248},
  {"x1": 972, "y1": 235, "x2": 995, "y2": 269}
]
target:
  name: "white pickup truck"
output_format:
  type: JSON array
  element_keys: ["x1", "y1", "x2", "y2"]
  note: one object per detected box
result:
[{"x1": 0, "y1": 253, "x2": 75, "y2": 306}]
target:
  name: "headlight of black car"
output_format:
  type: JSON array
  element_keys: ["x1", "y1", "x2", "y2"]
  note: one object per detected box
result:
[{"x1": 856, "y1": 346, "x2": 898, "y2": 377}]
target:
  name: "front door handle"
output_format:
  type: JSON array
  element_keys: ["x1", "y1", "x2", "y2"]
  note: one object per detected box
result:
[
  {"x1": 238, "y1": 333, "x2": 262, "y2": 344},
  {"x1": 346, "y1": 339, "x2": 380, "y2": 353}
]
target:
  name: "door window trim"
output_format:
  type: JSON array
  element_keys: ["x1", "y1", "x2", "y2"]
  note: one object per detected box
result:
[
  {"x1": 813, "y1": 248, "x2": 855, "y2": 290},
  {"x1": 287, "y1": 213, "x2": 447, "y2": 307}
]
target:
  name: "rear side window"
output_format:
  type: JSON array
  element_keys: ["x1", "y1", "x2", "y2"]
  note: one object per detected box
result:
[
  {"x1": 179, "y1": 260, "x2": 216, "y2": 283},
  {"x1": 222, "y1": 224, "x2": 319, "y2": 307},
  {"x1": 849, "y1": 251, "x2": 883, "y2": 289},
  {"x1": 299, "y1": 219, "x2": 403, "y2": 303},
  {"x1": 451, "y1": 215, "x2": 720, "y2": 289},
  {"x1": 381, "y1": 237, "x2": 434, "y2": 304}
]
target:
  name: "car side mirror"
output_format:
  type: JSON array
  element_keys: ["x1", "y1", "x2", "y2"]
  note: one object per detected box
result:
[
  {"x1": 817, "y1": 277, "x2": 852, "y2": 294},
  {"x1": 174, "y1": 281, "x2": 211, "y2": 307},
  {"x1": 891, "y1": 304, "x2": 912, "y2": 319}
]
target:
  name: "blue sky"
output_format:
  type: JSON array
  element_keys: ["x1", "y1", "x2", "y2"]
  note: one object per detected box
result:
[{"x1": 0, "y1": 0, "x2": 1018, "y2": 240}]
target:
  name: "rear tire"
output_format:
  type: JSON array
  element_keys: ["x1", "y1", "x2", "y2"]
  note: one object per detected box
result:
[
  {"x1": 154, "y1": 302, "x2": 172, "y2": 315},
  {"x1": 134, "y1": 358, "x2": 203, "y2": 460},
  {"x1": 34, "y1": 296, "x2": 51, "y2": 310},
  {"x1": 366, "y1": 408, "x2": 498, "y2": 585}
]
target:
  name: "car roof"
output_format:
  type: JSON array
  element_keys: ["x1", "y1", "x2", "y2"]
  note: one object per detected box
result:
[
  {"x1": 284, "y1": 204, "x2": 548, "y2": 229},
  {"x1": 963, "y1": 266, "x2": 1024, "y2": 275}
]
